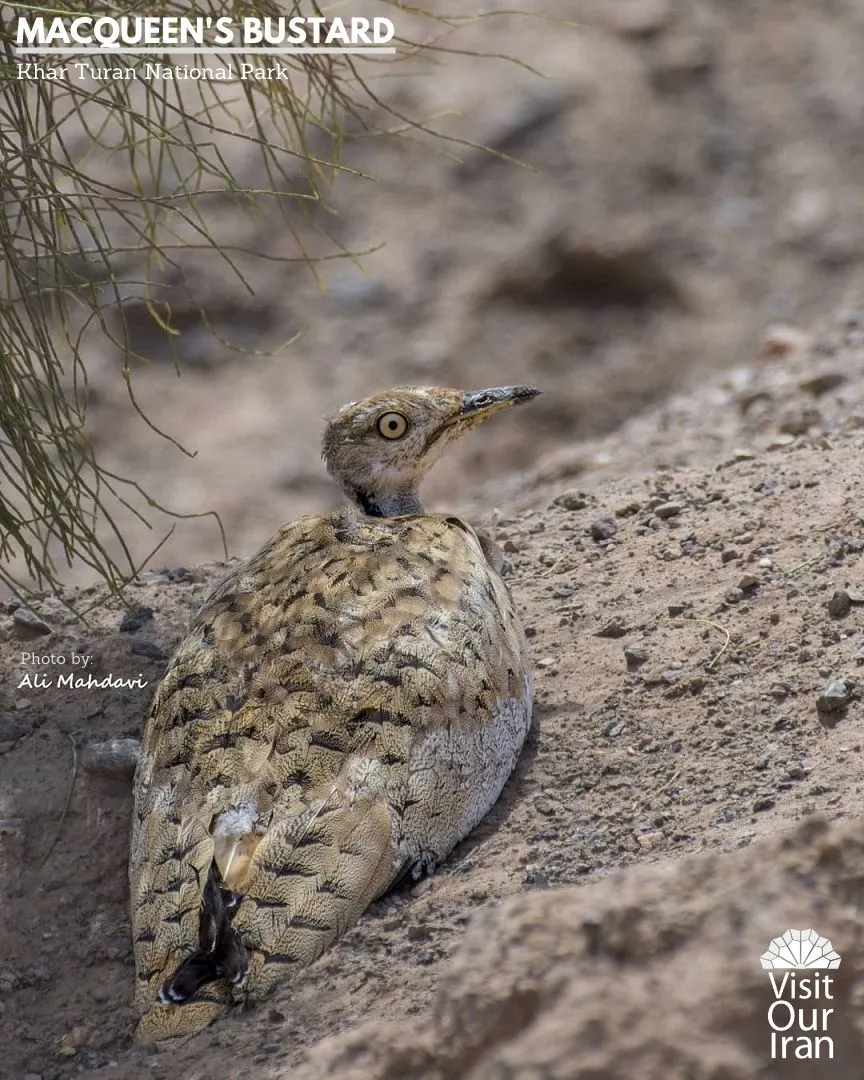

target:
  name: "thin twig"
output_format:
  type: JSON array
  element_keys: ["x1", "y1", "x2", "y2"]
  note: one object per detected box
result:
[
  {"x1": 660, "y1": 615, "x2": 732, "y2": 671},
  {"x1": 41, "y1": 734, "x2": 79, "y2": 867}
]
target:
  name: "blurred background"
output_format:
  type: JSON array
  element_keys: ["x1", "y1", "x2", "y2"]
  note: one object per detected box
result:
[{"x1": 35, "y1": 0, "x2": 864, "y2": 582}]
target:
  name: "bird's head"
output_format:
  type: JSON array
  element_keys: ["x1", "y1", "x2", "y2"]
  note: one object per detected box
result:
[{"x1": 322, "y1": 384, "x2": 541, "y2": 516}]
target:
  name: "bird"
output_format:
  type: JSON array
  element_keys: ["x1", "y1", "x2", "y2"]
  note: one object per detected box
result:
[{"x1": 129, "y1": 383, "x2": 540, "y2": 1043}]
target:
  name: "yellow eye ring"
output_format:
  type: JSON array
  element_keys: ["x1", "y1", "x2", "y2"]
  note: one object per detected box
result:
[{"x1": 376, "y1": 411, "x2": 409, "y2": 440}]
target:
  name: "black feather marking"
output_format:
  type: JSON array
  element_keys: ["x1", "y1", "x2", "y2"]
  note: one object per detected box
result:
[
  {"x1": 262, "y1": 951, "x2": 300, "y2": 966},
  {"x1": 308, "y1": 728, "x2": 345, "y2": 752}
]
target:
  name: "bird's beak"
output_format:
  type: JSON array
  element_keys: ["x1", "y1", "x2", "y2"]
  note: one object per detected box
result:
[{"x1": 447, "y1": 385, "x2": 542, "y2": 428}]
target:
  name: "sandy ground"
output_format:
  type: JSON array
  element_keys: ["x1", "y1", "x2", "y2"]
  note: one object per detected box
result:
[
  {"x1": 19, "y1": 0, "x2": 864, "y2": 585},
  {"x1": 5, "y1": 1, "x2": 864, "y2": 1075},
  {"x1": 3, "y1": 298, "x2": 864, "y2": 1076}
]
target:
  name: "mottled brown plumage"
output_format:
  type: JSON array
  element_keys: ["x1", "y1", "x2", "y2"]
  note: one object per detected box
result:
[{"x1": 130, "y1": 385, "x2": 539, "y2": 1043}]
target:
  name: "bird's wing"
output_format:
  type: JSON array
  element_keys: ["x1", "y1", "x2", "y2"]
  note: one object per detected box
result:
[{"x1": 130, "y1": 508, "x2": 531, "y2": 1041}]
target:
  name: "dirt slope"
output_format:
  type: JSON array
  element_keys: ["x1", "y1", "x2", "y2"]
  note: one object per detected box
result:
[
  {"x1": 3, "y1": 299, "x2": 864, "y2": 1076},
  {"x1": 33, "y1": 0, "x2": 864, "y2": 584}
]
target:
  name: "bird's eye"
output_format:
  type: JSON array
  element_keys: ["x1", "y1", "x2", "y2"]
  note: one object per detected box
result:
[{"x1": 376, "y1": 412, "x2": 409, "y2": 440}]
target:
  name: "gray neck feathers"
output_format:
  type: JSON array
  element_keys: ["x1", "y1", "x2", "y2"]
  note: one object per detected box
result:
[{"x1": 352, "y1": 488, "x2": 425, "y2": 518}]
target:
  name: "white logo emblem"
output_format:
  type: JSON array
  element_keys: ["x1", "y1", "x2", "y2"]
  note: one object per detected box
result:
[
  {"x1": 762, "y1": 929, "x2": 840, "y2": 1061},
  {"x1": 760, "y1": 928, "x2": 842, "y2": 970}
]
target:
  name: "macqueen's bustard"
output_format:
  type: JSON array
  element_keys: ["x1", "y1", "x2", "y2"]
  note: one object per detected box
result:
[{"x1": 130, "y1": 384, "x2": 540, "y2": 1042}]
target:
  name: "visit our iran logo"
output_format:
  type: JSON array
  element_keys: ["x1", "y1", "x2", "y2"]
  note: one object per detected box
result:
[{"x1": 761, "y1": 929, "x2": 841, "y2": 1062}]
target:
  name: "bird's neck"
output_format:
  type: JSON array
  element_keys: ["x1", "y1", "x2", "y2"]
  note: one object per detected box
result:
[{"x1": 351, "y1": 488, "x2": 425, "y2": 518}]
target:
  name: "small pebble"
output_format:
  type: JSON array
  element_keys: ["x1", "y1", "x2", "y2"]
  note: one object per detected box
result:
[
  {"x1": 654, "y1": 502, "x2": 683, "y2": 519},
  {"x1": 534, "y1": 795, "x2": 559, "y2": 816},
  {"x1": 827, "y1": 590, "x2": 852, "y2": 618},
  {"x1": 11, "y1": 607, "x2": 51, "y2": 639},
  {"x1": 129, "y1": 640, "x2": 168, "y2": 661},
  {"x1": 624, "y1": 645, "x2": 648, "y2": 670},
  {"x1": 80, "y1": 738, "x2": 141, "y2": 777},
  {"x1": 799, "y1": 372, "x2": 846, "y2": 396},
  {"x1": 725, "y1": 588, "x2": 744, "y2": 604},
  {"x1": 120, "y1": 606, "x2": 154, "y2": 633},
  {"x1": 554, "y1": 492, "x2": 590, "y2": 511},
  {"x1": 0, "y1": 715, "x2": 24, "y2": 745},
  {"x1": 738, "y1": 574, "x2": 760, "y2": 591},
  {"x1": 816, "y1": 678, "x2": 851, "y2": 714},
  {"x1": 595, "y1": 618, "x2": 627, "y2": 639},
  {"x1": 721, "y1": 549, "x2": 740, "y2": 565},
  {"x1": 589, "y1": 517, "x2": 618, "y2": 542}
]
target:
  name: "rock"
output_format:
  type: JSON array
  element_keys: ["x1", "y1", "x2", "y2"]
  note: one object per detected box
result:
[
  {"x1": 524, "y1": 867, "x2": 550, "y2": 888},
  {"x1": 653, "y1": 501, "x2": 683, "y2": 519},
  {"x1": 119, "y1": 606, "x2": 154, "y2": 633},
  {"x1": 534, "y1": 795, "x2": 559, "y2": 816},
  {"x1": 79, "y1": 738, "x2": 141, "y2": 777},
  {"x1": 595, "y1": 618, "x2": 627, "y2": 639},
  {"x1": 724, "y1": 587, "x2": 744, "y2": 604},
  {"x1": 799, "y1": 371, "x2": 847, "y2": 396},
  {"x1": 816, "y1": 678, "x2": 852, "y2": 714},
  {"x1": 827, "y1": 590, "x2": 852, "y2": 618},
  {"x1": 553, "y1": 491, "x2": 590, "y2": 511},
  {"x1": 11, "y1": 607, "x2": 51, "y2": 639},
  {"x1": 737, "y1": 574, "x2": 760, "y2": 592},
  {"x1": 721, "y1": 549, "x2": 739, "y2": 564},
  {"x1": 624, "y1": 645, "x2": 648, "y2": 670},
  {"x1": 0, "y1": 715, "x2": 24, "y2": 745},
  {"x1": 129, "y1": 640, "x2": 168, "y2": 661},
  {"x1": 589, "y1": 517, "x2": 618, "y2": 542},
  {"x1": 778, "y1": 407, "x2": 822, "y2": 436}
]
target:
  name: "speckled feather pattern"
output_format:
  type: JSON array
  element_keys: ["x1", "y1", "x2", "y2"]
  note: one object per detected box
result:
[{"x1": 130, "y1": 505, "x2": 533, "y2": 1042}]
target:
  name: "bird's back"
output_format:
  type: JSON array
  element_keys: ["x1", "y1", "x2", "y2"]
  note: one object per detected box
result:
[{"x1": 130, "y1": 506, "x2": 532, "y2": 1041}]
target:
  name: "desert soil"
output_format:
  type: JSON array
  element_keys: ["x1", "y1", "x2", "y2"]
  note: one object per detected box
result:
[
  {"x1": 3, "y1": 302, "x2": 864, "y2": 1077},
  {"x1": 5, "y1": 0, "x2": 864, "y2": 1076},
  {"x1": 27, "y1": 0, "x2": 864, "y2": 584}
]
